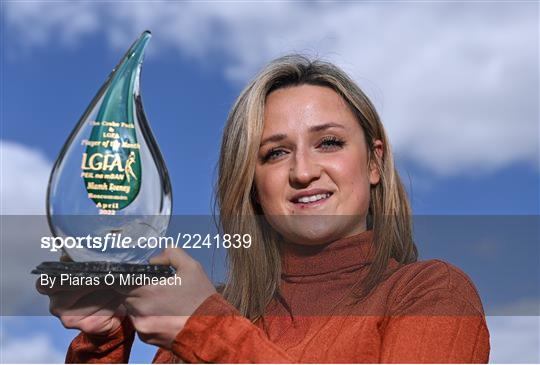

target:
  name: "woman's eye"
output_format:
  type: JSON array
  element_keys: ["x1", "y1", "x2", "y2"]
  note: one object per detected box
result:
[
  {"x1": 262, "y1": 148, "x2": 287, "y2": 162},
  {"x1": 319, "y1": 136, "x2": 345, "y2": 150},
  {"x1": 260, "y1": 137, "x2": 344, "y2": 163}
]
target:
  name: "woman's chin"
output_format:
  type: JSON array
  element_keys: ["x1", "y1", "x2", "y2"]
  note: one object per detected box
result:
[
  {"x1": 267, "y1": 214, "x2": 367, "y2": 246},
  {"x1": 283, "y1": 219, "x2": 347, "y2": 245}
]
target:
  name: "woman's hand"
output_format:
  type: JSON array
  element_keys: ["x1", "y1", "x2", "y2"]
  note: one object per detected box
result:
[
  {"x1": 116, "y1": 248, "x2": 217, "y2": 349},
  {"x1": 36, "y1": 280, "x2": 127, "y2": 337}
]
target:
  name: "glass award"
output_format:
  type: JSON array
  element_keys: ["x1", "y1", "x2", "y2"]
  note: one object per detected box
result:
[{"x1": 33, "y1": 31, "x2": 173, "y2": 278}]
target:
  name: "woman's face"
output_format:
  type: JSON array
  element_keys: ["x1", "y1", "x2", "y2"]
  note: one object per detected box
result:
[{"x1": 254, "y1": 84, "x2": 382, "y2": 245}]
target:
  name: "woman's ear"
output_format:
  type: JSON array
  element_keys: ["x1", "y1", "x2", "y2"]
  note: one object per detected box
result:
[{"x1": 369, "y1": 139, "x2": 383, "y2": 185}]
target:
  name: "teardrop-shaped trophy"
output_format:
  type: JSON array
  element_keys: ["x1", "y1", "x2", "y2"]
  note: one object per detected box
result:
[{"x1": 33, "y1": 31, "x2": 173, "y2": 278}]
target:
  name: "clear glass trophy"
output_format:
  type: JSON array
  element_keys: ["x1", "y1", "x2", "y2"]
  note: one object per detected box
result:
[{"x1": 33, "y1": 31, "x2": 174, "y2": 278}]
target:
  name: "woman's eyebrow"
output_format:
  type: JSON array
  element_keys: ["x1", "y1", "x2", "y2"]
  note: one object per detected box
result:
[
  {"x1": 309, "y1": 122, "x2": 345, "y2": 133},
  {"x1": 260, "y1": 133, "x2": 287, "y2": 147},
  {"x1": 260, "y1": 123, "x2": 345, "y2": 147}
]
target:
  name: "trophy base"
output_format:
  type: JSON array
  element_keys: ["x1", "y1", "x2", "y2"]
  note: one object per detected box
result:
[{"x1": 32, "y1": 261, "x2": 175, "y2": 279}]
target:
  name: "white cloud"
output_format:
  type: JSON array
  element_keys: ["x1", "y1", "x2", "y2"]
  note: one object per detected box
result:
[
  {"x1": 3, "y1": 2, "x2": 539, "y2": 177},
  {"x1": 485, "y1": 298, "x2": 540, "y2": 363},
  {"x1": 3, "y1": 2, "x2": 99, "y2": 50},
  {"x1": 0, "y1": 328, "x2": 65, "y2": 363},
  {"x1": 0, "y1": 140, "x2": 51, "y2": 214},
  {"x1": 487, "y1": 316, "x2": 540, "y2": 363},
  {"x1": 0, "y1": 141, "x2": 55, "y2": 318}
]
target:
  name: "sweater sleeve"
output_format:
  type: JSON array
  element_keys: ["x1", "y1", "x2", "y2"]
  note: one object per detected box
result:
[
  {"x1": 65, "y1": 318, "x2": 136, "y2": 364},
  {"x1": 171, "y1": 293, "x2": 296, "y2": 363},
  {"x1": 380, "y1": 260, "x2": 490, "y2": 363}
]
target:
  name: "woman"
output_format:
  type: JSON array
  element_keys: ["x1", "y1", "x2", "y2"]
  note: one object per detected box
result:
[{"x1": 38, "y1": 55, "x2": 490, "y2": 363}]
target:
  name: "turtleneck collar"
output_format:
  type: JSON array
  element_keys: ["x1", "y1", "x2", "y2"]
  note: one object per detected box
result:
[{"x1": 280, "y1": 230, "x2": 375, "y2": 277}]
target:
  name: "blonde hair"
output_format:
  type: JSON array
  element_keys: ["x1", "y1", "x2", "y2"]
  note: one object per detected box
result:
[{"x1": 215, "y1": 55, "x2": 417, "y2": 321}]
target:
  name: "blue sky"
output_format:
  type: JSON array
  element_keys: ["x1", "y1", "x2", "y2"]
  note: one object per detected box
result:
[{"x1": 1, "y1": 2, "x2": 539, "y2": 363}]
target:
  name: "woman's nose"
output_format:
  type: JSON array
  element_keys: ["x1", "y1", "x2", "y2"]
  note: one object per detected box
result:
[{"x1": 289, "y1": 150, "x2": 321, "y2": 187}]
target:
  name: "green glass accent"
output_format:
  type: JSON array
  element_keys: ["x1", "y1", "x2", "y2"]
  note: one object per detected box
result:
[{"x1": 82, "y1": 31, "x2": 151, "y2": 211}]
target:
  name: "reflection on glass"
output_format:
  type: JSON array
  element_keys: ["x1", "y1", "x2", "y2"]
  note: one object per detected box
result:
[{"x1": 47, "y1": 31, "x2": 172, "y2": 263}]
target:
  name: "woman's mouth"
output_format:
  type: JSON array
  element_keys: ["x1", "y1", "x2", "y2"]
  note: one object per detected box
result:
[{"x1": 291, "y1": 192, "x2": 333, "y2": 208}]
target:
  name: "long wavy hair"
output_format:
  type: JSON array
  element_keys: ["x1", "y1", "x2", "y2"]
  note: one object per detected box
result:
[{"x1": 215, "y1": 55, "x2": 417, "y2": 322}]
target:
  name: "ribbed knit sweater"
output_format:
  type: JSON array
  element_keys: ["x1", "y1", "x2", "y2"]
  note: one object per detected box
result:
[{"x1": 66, "y1": 230, "x2": 490, "y2": 363}]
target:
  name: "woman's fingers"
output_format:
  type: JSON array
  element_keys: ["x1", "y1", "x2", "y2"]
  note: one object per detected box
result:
[
  {"x1": 149, "y1": 247, "x2": 192, "y2": 271},
  {"x1": 48, "y1": 286, "x2": 110, "y2": 316},
  {"x1": 36, "y1": 280, "x2": 49, "y2": 295},
  {"x1": 52, "y1": 289, "x2": 124, "y2": 318},
  {"x1": 35, "y1": 269, "x2": 129, "y2": 336}
]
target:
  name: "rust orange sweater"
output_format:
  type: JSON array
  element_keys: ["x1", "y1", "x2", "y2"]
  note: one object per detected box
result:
[{"x1": 66, "y1": 230, "x2": 490, "y2": 363}]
